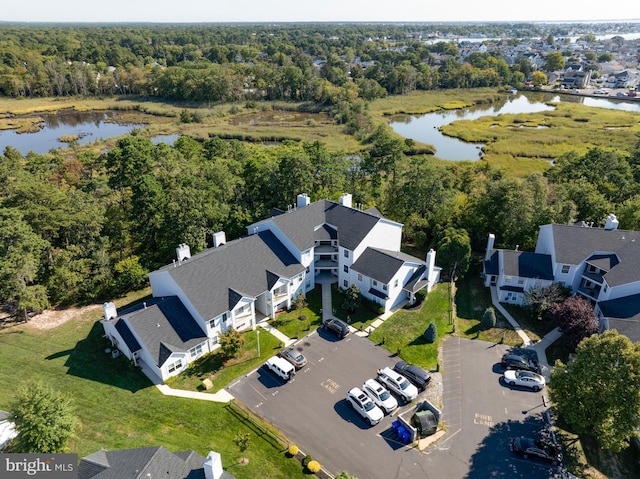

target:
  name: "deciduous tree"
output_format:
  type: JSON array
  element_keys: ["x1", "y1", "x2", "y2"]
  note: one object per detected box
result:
[
  {"x1": 549, "y1": 296, "x2": 598, "y2": 351},
  {"x1": 550, "y1": 330, "x2": 640, "y2": 452},
  {"x1": 8, "y1": 381, "x2": 78, "y2": 453},
  {"x1": 219, "y1": 329, "x2": 244, "y2": 358}
]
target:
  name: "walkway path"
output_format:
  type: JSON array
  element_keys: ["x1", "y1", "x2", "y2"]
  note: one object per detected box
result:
[
  {"x1": 489, "y1": 285, "x2": 562, "y2": 381},
  {"x1": 156, "y1": 384, "x2": 235, "y2": 402},
  {"x1": 490, "y1": 286, "x2": 531, "y2": 346}
]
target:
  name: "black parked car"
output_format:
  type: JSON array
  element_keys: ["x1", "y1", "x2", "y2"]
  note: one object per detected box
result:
[
  {"x1": 511, "y1": 437, "x2": 562, "y2": 465},
  {"x1": 501, "y1": 353, "x2": 539, "y2": 373},
  {"x1": 322, "y1": 318, "x2": 350, "y2": 338},
  {"x1": 393, "y1": 360, "x2": 430, "y2": 390}
]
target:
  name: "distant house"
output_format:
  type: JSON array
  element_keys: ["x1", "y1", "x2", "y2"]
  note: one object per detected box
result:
[
  {"x1": 484, "y1": 215, "x2": 640, "y2": 342},
  {"x1": 561, "y1": 69, "x2": 591, "y2": 89},
  {"x1": 102, "y1": 194, "x2": 440, "y2": 382},
  {"x1": 78, "y1": 447, "x2": 235, "y2": 479}
]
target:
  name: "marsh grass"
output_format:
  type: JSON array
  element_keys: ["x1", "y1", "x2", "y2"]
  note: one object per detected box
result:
[{"x1": 441, "y1": 102, "x2": 640, "y2": 175}]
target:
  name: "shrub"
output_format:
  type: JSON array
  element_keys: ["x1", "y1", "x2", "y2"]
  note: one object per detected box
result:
[
  {"x1": 288, "y1": 444, "x2": 299, "y2": 456},
  {"x1": 482, "y1": 307, "x2": 497, "y2": 329},
  {"x1": 302, "y1": 454, "x2": 313, "y2": 467},
  {"x1": 307, "y1": 460, "x2": 321, "y2": 473},
  {"x1": 298, "y1": 314, "x2": 307, "y2": 321},
  {"x1": 424, "y1": 322, "x2": 437, "y2": 343}
]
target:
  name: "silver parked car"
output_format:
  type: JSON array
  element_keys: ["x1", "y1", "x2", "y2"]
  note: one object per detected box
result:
[{"x1": 503, "y1": 370, "x2": 545, "y2": 391}]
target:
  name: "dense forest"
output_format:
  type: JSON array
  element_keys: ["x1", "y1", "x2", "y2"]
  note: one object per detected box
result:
[
  {"x1": 1, "y1": 23, "x2": 640, "y2": 319},
  {"x1": 2, "y1": 129, "x2": 640, "y2": 319}
]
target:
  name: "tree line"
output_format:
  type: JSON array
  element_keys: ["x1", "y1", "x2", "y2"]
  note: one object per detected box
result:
[
  {"x1": 2, "y1": 123, "x2": 640, "y2": 319},
  {"x1": 0, "y1": 23, "x2": 594, "y2": 101}
]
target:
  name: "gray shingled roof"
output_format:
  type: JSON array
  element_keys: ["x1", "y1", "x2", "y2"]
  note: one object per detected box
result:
[
  {"x1": 549, "y1": 224, "x2": 640, "y2": 287},
  {"x1": 314, "y1": 223, "x2": 337, "y2": 240},
  {"x1": 598, "y1": 293, "x2": 640, "y2": 343},
  {"x1": 351, "y1": 247, "x2": 424, "y2": 284},
  {"x1": 114, "y1": 319, "x2": 141, "y2": 353},
  {"x1": 156, "y1": 230, "x2": 305, "y2": 322},
  {"x1": 258, "y1": 200, "x2": 383, "y2": 252},
  {"x1": 78, "y1": 446, "x2": 210, "y2": 479},
  {"x1": 403, "y1": 265, "x2": 429, "y2": 293},
  {"x1": 484, "y1": 250, "x2": 499, "y2": 276},
  {"x1": 586, "y1": 253, "x2": 619, "y2": 271},
  {"x1": 502, "y1": 250, "x2": 554, "y2": 280},
  {"x1": 121, "y1": 296, "x2": 207, "y2": 367}
]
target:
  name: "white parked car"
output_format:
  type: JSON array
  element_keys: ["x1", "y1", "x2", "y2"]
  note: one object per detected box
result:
[
  {"x1": 362, "y1": 378, "x2": 398, "y2": 414},
  {"x1": 503, "y1": 370, "x2": 545, "y2": 391},
  {"x1": 377, "y1": 367, "x2": 419, "y2": 403},
  {"x1": 346, "y1": 387, "x2": 384, "y2": 426}
]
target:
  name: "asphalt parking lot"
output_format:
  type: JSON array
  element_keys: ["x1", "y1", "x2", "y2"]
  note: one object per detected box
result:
[{"x1": 227, "y1": 330, "x2": 564, "y2": 479}]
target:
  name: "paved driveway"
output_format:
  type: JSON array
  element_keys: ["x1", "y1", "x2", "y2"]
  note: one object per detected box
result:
[{"x1": 227, "y1": 331, "x2": 562, "y2": 479}]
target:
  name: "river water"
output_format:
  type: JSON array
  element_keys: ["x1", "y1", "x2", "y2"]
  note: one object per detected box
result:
[{"x1": 389, "y1": 92, "x2": 640, "y2": 161}]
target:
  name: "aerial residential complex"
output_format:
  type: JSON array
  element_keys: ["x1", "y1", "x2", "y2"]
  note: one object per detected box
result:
[
  {"x1": 484, "y1": 214, "x2": 640, "y2": 342},
  {"x1": 101, "y1": 194, "x2": 441, "y2": 382}
]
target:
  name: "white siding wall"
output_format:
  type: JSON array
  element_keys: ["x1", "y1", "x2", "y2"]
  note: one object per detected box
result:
[
  {"x1": 605, "y1": 280, "x2": 640, "y2": 302},
  {"x1": 338, "y1": 246, "x2": 354, "y2": 290},
  {"x1": 231, "y1": 298, "x2": 255, "y2": 331},
  {"x1": 161, "y1": 352, "x2": 189, "y2": 381}
]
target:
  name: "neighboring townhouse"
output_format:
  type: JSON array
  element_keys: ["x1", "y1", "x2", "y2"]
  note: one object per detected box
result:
[
  {"x1": 484, "y1": 214, "x2": 640, "y2": 341},
  {"x1": 78, "y1": 447, "x2": 234, "y2": 479},
  {"x1": 102, "y1": 194, "x2": 440, "y2": 381}
]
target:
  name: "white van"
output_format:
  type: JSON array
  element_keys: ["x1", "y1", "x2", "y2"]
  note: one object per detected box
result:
[{"x1": 265, "y1": 356, "x2": 295, "y2": 381}]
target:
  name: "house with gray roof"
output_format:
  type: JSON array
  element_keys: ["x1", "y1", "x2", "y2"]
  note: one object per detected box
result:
[
  {"x1": 78, "y1": 447, "x2": 234, "y2": 479},
  {"x1": 102, "y1": 194, "x2": 440, "y2": 381},
  {"x1": 484, "y1": 214, "x2": 640, "y2": 341}
]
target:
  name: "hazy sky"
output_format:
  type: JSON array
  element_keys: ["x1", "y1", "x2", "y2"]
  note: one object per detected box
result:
[{"x1": 2, "y1": 0, "x2": 639, "y2": 24}]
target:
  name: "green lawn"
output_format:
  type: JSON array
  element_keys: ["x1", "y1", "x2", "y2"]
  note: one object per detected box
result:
[
  {"x1": 268, "y1": 288, "x2": 323, "y2": 339},
  {"x1": 331, "y1": 285, "x2": 380, "y2": 331},
  {"x1": 369, "y1": 285, "x2": 450, "y2": 370},
  {"x1": 454, "y1": 261, "x2": 523, "y2": 346},
  {"x1": 166, "y1": 329, "x2": 284, "y2": 393},
  {"x1": 0, "y1": 295, "x2": 308, "y2": 479}
]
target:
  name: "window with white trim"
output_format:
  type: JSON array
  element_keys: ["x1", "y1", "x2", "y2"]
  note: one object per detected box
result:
[
  {"x1": 561, "y1": 264, "x2": 570, "y2": 274},
  {"x1": 344, "y1": 265, "x2": 348, "y2": 273},
  {"x1": 382, "y1": 284, "x2": 388, "y2": 291},
  {"x1": 343, "y1": 280, "x2": 348, "y2": 288},
  {"x1": 189, "y1": 344, "x2": 203, "y2": 359},
  {"x1": 394, "y1": 279, "x2": 398, "y2": 288},
  {"x1": 517, "y1": 278, "x2": 525, "y2": 285},
  {"x1": 372, "y1": 280, "x2": 378, "y2": 286},
  {"x1": 167, "y1": 359, "x2": 183, "y2": 374},
  {"x1": 343, "y1": 249, "x2": 349, "y2": 258},
  {"x1": 358, "y1": 273, "x2": 362, "y2": 281}
]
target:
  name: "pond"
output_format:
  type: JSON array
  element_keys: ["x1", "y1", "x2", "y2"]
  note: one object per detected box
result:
[
  {"x1": 0, "y1": 110, "x2": 147, "y2": 156},
  {"x1": 389, "y1": 92, "x2": 640, "y2": 161}
]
